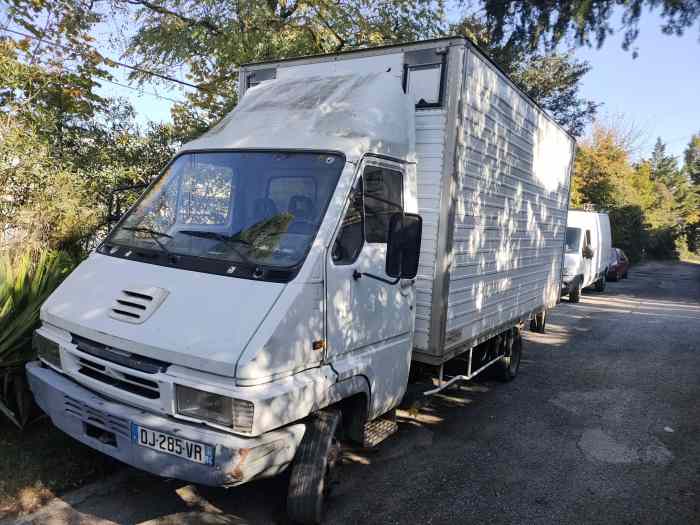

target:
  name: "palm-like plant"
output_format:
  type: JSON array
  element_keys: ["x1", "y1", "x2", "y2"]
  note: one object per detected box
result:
[{"x1": 0, "y1": 250, "x2": 74, "y2": 427}]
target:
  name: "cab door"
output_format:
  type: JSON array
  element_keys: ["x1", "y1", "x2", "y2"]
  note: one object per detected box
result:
[{"x1": 325, "y1": 158, "x2": 415, "y2": 417}]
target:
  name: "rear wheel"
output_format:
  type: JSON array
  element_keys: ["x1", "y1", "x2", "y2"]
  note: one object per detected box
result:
[
  {"x1": 287, "y1": 410, "x2": 342, "y2": 525},
  {"x1": 495, "y1": 328, "x2": 522, "y2": 382},
  {"x1": 529, "y1": 310, "x2": 546, "y2": 333}
]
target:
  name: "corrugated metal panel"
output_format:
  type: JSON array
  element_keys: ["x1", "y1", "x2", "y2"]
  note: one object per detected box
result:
[
  {"x1": 437, "y1": 48, "x2": 572, "y2": 354},
  {"x1": 413, "y1": 109, "x2": 447, "y2": 350}
]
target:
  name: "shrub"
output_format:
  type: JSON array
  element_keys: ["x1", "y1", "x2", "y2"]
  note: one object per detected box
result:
[{"x1": 0, "y1": 250, "x2": 75, "y2": 427}]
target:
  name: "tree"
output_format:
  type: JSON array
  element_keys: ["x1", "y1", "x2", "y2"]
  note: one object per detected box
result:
[
  {"x1": 685, "y1": 133, "x2": 700, "y2": 186},
  {"x1": 682, "y1": 133, "x2": 700, "y2": 252},
  {"x1": 572, "y1": 124, "x2": 631, "y2": 209},
  {"x1": 571, "y1": 122, "x2": 695, "y2": 260},
  {"x1": 0, "y1": 31, "x2": 176, "y2": 255},
  {"x1": 452, "y1": 16, "x2": 598, "y2": 136},
  {"x1": 119, "y1": 0, "x2": 446, "y2": 138},
  {"x1": 478, "y1": 0, "x2": 700, "y2": 56},
  {"x1": 650, "y1": 137, "x2": 678, "y2": 184}
]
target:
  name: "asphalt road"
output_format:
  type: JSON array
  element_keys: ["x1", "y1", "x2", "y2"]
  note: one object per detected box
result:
[{"x1": 9, "y1": 261, "x2": 700, "y2": 525}]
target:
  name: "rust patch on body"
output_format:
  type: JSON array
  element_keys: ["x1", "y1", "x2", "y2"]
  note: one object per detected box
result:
[{"x1": 229, "y1": 448, "x2": 251, "y2": 481}]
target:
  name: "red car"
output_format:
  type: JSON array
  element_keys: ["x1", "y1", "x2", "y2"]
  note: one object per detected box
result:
[{"x1": 607, "y1": 248, "x2": 630, "y2": 281}]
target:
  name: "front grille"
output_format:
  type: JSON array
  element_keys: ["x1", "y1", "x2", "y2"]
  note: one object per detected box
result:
[
  {"x1": 72, "y1": 335, "x2": 164, "y2": 399},
  {"x1": 78, "y1": 357, "x2": 160, "y2": 399},
  {"x1": 64, "y1": 395, "x2": 130, "y2": 437},
  {"x1": 72, "y1": 335, "x2": 169, "y2": 374}
]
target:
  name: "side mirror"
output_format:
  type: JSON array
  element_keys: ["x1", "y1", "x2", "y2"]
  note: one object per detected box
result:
[
  {"x1": 582, "y1": 245, "x2": 594, "y2": 259},
  {"x1": 386, "y1": 212, "x2": 422, "y2": 279}
]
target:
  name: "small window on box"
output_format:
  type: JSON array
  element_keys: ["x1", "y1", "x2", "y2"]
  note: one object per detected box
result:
[{"x1": 406, "y1": 63, "x2": 443, "y2": 107}]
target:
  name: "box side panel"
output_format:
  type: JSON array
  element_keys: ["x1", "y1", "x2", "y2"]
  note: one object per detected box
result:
[
  {"x1": 412, "y1": 108, "x2": 447, "y2": 350},
  {"x1": 440, "y1": 48, "x2": 573, "y2": 352}
]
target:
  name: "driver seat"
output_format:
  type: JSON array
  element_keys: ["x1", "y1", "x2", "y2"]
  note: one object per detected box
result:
[{"x1": 287, "y1": 196, "x2": 315, "y2": 234}]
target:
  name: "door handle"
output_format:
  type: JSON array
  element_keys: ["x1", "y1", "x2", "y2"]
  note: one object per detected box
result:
[{"x1": 353, "y1": 270, "x2": 400, "y2": 285}]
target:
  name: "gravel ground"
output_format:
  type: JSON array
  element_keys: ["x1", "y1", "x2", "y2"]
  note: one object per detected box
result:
[{"x1": 6, "y1": 260, "x2": 700, "y2": 525}]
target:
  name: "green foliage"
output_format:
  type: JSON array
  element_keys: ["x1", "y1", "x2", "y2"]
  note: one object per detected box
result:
[
  {"x1": 573, "y1": 126, "x2": 700, "y2": 260},
  {"x1": 682, "y1": 133, "x2": 700, "y2": 253},
  {"x1": 608, "y1": 206, "x2": 647, "y2": 262},
  {"x1": 478, "y1": 0, "x2": 700, "y2": 55},
  {"x1": 683, "y1": 133, "x2": 700, "y2": 187},
  {"x1": 572, "y1": 126, "x2": 627, "y2": 208},
  {"x1": 0, "y1": 38, "x2": 177, "y2": 255},
  {"x1": 0, "y1": 251, "x2": 75, "y2": 368},
  {"x1": 121, "y1": 0, "x2": 446, "y2": 138}
]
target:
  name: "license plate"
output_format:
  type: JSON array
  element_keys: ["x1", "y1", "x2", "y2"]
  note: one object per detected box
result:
[{"x1": 131, "y1": 424, "x2": 214, "y2": 466}]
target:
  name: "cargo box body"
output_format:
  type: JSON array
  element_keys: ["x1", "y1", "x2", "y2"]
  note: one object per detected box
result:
[{"x1": 239, "y1": 37, "x2": 575, "y2": 366}]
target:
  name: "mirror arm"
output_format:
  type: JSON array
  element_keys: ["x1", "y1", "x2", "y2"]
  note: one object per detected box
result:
[{"x1": 353, "y1": 270, "x2": 400, "y2": 285}]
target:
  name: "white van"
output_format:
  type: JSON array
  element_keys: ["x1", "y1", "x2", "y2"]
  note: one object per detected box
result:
[
  {"x1": 27, "y1": 38, "x2": 574, "y2": 524},
  {"x1": 562, "y1": 210, "x2": 612, "y2": 302}
]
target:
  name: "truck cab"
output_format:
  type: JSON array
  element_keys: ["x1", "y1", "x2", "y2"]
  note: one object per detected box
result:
[{"x1": 27, "y1": 73, "x2": 422, "y2": 524}]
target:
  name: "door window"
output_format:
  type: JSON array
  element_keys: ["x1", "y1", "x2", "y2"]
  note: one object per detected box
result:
[
  {"x1": 332, "y1": 178, "x2": 364, "y2": 265},
  {"x1": 363, "y1": 166, "x2": 403, "y2": 243}
]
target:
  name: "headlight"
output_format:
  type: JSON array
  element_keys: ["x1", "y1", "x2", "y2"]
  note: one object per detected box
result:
[
  {"x1": 175, "y1": 385, "x2": 254, "y2": 434},
  {"x1": 33, "y1": 331, "x2": 61, "y2": 369}
]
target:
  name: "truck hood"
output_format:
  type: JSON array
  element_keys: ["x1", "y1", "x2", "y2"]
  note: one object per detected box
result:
[{"x1": 40, "y1": 253, "x2": 284, "y2": 377}]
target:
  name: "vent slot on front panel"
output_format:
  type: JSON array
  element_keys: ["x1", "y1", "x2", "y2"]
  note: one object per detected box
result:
[
  {"x1": 108, "y1": 286, "x2": 169, "y2": 324},
  {"x1": 123, "y1": 290, "x2": 153, "y2": 301}
]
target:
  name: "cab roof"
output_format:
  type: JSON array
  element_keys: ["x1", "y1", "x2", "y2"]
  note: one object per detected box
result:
[{"x1": 180, "y1": 72, "x2": 416, "y2": 164}]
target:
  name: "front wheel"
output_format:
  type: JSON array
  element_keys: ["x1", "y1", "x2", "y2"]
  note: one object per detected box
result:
[
  {"x1": 495, "y1": 328, "x2": 522, "y2": 382},
  {"x1": 287, "y1": 410, "x2": 342, "y2": 525},
  {"x1": 595, "y1": 275, "x2": 606, "y2": 292}
]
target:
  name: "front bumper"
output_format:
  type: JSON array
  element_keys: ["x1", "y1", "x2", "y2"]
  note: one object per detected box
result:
[{"x1": 26, "y1": 361, "x2": 305, "y2": 487}]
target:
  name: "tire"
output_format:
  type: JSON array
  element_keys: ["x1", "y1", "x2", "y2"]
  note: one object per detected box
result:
[
  {"x1": 595, "y1": 275, "x2": 606, "y2": 292},
  {"x1": 569, "y1": 279, "x2": 581, "y2": 303},
  {"x1": 607, "y1": 271, "x2": 618, "y2": 282},
  {"x1": 494, "y1": 328, "x2": 522, "y2": 382},
  {"x1": 287, "y1": 410, "x2": 342, "y2": 525},
  {"x1": 529, "y1": 310, "x2": 546, "y2": 333},
  {"x1": 623, "y1": 270, "x2": 628, "y2": 279}
]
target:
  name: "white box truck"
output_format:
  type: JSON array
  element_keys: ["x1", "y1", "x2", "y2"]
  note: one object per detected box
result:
[
  {"x1": 27, "y1": 37, "x2": 574, "y2": 524},
  {"x1": 561, "y1": 209, "x2": 612, "y2": 302}
]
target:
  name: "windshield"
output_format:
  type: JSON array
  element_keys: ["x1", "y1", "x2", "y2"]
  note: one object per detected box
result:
[
  {"x1": 565, "y1": 227, "x2": 582, "y2": 254},
  {"x1": 107, "y1": 151, "x2": 344, "y2": 273}
]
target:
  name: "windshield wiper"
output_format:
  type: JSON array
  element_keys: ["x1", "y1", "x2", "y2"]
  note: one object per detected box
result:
[
  {"x1": 177, "y1": 230, "x2": 252, "y2": 263},
  {"x1": 121, "y1": 227, "x2": 173, "y2": 255}
]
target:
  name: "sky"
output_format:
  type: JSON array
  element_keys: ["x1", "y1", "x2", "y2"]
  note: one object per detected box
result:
[
  {"x1": 574, "y1": 11, "x2": 700, "y2": 160},
  {"x1": 93, "y1": 8, "x2": 699, "y2": 162}
]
